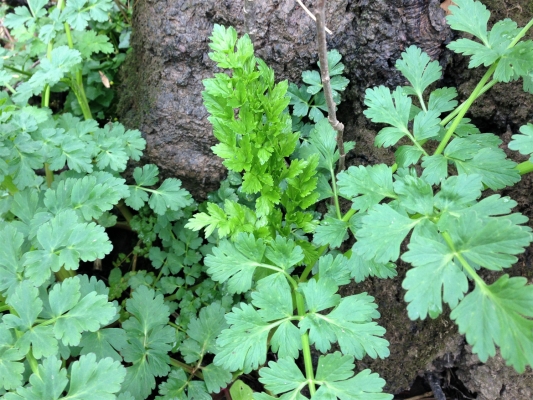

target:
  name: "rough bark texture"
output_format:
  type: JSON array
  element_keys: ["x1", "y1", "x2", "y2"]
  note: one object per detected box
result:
[{"x1": 117, "y1": 0, "x2": 533, "y2": 396}]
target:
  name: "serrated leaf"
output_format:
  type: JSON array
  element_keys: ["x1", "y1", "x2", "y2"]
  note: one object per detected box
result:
[
  {"x1": 348, "y1": 253, "x2": 397, "y2": 283},
  {"x1": 300, "y1": 292, "x2": 389, "y2": 359},
  {"x1": 73, "y1": 30, "x2": 114, "y2": 59},
  {"x1": 313, "y1": 216, "x2": 349, "y2": 249},
  {"x1": 181, "y1": 303, "x2": 228, "y2": 363},
  {"x1": 393, "y1": 174, "x2": 434, "y2": 215},
  {"x1": 28, "y1": 46, "x2": 82, "y2": 93},
  {"x1": 395, "y1": 145, "x2": 424, "y2": 168},
  {"x1": 447, "y1": 210, "x2": 532, "y2": 271},
  {"x1": 402, "y1": 222, "x2": 468, "y2": 319},
  {"x1": 318, "y1": 254, "x2": 352, "y2": 286},
  {"x1": 265, "y1": 236, "x2": 304, "y2": 270},
  {"x1": 14, "y1": 355, "x2": 67, "y2": 399},
  {"x1": 421, "y1": 154, "x2": 448, "y2": 185},
  {"x1": 270, "y1": 320, "x2": 301, "y2": 360},
  {"x1": 395, "y1": 45, "x2": 442, "y2": 98},
  {"x1": 46, "y1": 276, "x2": 117, "y2": 346},
  {"x1": 0, "y1": 325, "x2": 25, "y2": 390},
  {"x1": 0, "y1": 225, "x2": 25, "y2": 297},
  {"x1": 148, "y1": 178, "x2": 193, "y2": 215},
  {"x1": 79, "y1": 328, "x2": 128, "y2": 362},
  {"x1": 446, "y1": 0, "x2": 490, "y2": 44},
  {"x1": 315, "y1": 368, "x2": 392, "y2": 400},
  {"x1": 451, "y1": 275, "x2": 533, "y2": 373},
  {"x1": 428, "y1": 87, "x2": 458, "y2": 114},
  {"x1": 22, "y1": 210, "x2": 112, "y2": 286},
  {"x1": 494, "y1": 41, "x2": 533, "y2": 83},
  {"x1": 413, "y1": 109, "x2": 440, "y2": 141},
  {"x1": 66, "y1": 353, "x2": 126, "y2": 399},
  {"x1": 202, "y1": 363, "x2": 232, "y2": 393},
  {"x1": 453, "y1": 147, "x2": 520, "y2": 190},
  {"x1": 205, "y1": 233, "x2": 266, "y2": 294},
  {"x1": 252, "y1": 274, "x2": 294, "y2": 321},
  {"x1": 258, "y1": 357, "x2": 306, "y2": 395},
  {"x1": 353, "y1": 204, "x2": 418, "y2": 263},
  {"x1": 363, "y1": 86, "x2": 411, "y2": 148},
  {"x1": 214, "y1": 303, "x2": 270, "y2": 373},
  {"x1": 509, "y1": 123, "x2": 533, "y2": 161},
  {"x1": 337, "y1": 164, "x2": 395, "y2": 211}
]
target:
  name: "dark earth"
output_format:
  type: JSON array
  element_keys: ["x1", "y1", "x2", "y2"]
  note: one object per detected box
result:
[{"x1": 117, "y1": 0, "x2": 533, "y2": 398}]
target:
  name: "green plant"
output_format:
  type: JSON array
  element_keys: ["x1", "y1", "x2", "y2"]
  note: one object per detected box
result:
[{"x1": 2, "y1": 0, "x2": 533, "y2": 399}]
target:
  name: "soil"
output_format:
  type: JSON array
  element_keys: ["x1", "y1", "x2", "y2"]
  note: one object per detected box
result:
[{"x1": 117, "y1": 0, "x2": 533, "y2": 397}]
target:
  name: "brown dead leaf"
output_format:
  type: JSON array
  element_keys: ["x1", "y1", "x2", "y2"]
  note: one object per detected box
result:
[
  {"x1": 440, "y1": 0, "x2": 455, "y2": 15},
  {"x1": 99, "y1": 71, "x2": 111, "y2": 88}
]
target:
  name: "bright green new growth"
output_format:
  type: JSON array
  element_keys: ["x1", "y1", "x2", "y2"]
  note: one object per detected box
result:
[{"x1": 190, "y1": 24, "x2": 392, "y2": 399}]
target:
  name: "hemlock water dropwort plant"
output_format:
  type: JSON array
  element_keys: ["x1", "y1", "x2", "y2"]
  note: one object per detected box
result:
[{"x1": 1, "y1": 0, "x2": 533, "y2": 398}]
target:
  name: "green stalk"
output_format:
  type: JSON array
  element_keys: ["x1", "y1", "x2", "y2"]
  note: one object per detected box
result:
[
  {"x1": 516, "y1": 160, "x2": 533, "y2": 175},
  {"x1": 26, "y1": 348, "x2": 40, "y2": 376},
  {"x1": 295, "y1": 291, "x2": 316, "y2": 396},
  {"x1": 330, "y1": 168, "x2": 342, "y2": 220},
  {"x1": 508, "y1": 17, "x2": 533, "y2": 48},
  {"x1": 169, "y1": 358, "x2": 204, "y2": 380},
  {"x1": 1, "y1": 175, "x2": 19, "y2": 195},
  {"x1": 299, "y1": 245, "x2": 328, "y2": 282},
  {"x1": 434, "y1": 63, "x2": 497, "y2": 156},
  {"x1": 441, "y1": 231, "x2": 486, "y2": 289},
  {"x1": 59, "y1": 0, "x2": 93, "y2": 120},
  {"x1": 439, "y1": 80, "x2": 497, "y2": 127}
]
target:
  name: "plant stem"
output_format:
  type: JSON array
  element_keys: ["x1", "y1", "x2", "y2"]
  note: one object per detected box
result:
[
  {"x1": 315, "y1": 0, "x2": 346, "y2": 174},
  {"x1": 434, "y1": 63, "x2": 497, "y2": 156},
  {"x1": 439, "y1": 79, "x2": 497, "y2": 127},
  {"x1": 509, "y1": 17, "x2": 533, "y2": 48},
  {"x1": 44, "y1": 163, "x2": 54, "y2": 187},
  {"x1": 330, "y1": 168, "x2": 342, "y2": 219},
  {"x1": 295, "y1": 291, "x2": 316, "y2": 396},
  {"x1": 441, "y1": 231, "x2": 486, "y2": 289},
  {"x1": 116, "y1": 200, "x2": 134, "y2": 224},
  {"x1": 516, "y1": 160, "x2": 533, "y2": 175},
  {"x1": 169, "y1": 357, "x2": 204, "y2": 379}
]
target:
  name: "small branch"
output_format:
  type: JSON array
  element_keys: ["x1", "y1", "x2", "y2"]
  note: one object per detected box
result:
[
  {"x1": 295, "y1": 0, "x2": 333, "y2": 35},
  {"x1": 315, "y1": 0, "x2": 346, "y2": 172}
]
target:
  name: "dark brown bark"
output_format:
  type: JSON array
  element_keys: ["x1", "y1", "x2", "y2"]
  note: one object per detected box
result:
[{"x1": 117, "y1": 0, "x2": 533, "y2": 397}]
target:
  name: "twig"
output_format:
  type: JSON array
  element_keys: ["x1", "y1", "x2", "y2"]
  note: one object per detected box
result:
[
  {"x1": 295, "y1": 0, "x2": 333, "y2": 35},
  {"x1": 315, "y1": 0, "x2": 346, "y2": 172}
]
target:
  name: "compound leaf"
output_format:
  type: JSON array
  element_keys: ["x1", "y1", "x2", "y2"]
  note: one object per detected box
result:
[
  {"x1": 402, "y1": 223, "x2": 468, "y2": 319},
  {"x1": 214, "y1": 303, "x2": 270, "y2": 373},
  {"x1": 364, "y1": 87, "x2": 411, "y2": 148},
  {"x1": 450, "y1": 275, "x2": 533, "y2": 373},
  {"x1": 337, "y1": 164, "x2": 395, "y2": 211},
  {"x1": 395, "y1": 45, "x2": 442, "y2": 98},
  {"x1": 66, "y1": 353, "x2": 126, "y2": 399},
  {"x1": 509, "y1": 123, "x2": 533, "y2": 161},
  {"x1": 446, "y1": 0, "x2": 490, "y2": 44},
  {"x1": 205, "y1": 233, "x2": 266, "y2": 294},
  {"x1": 353, "y1": 205, "x2": 418, "y2": 263}
]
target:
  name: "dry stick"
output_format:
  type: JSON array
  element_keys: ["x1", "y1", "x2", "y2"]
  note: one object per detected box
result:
[
  {"x1": 315, "y1": 0, "x2": 346, "y2": 172},
  {"x1": 295, "y1": 0, "x2": 333, "y2": 35}
]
